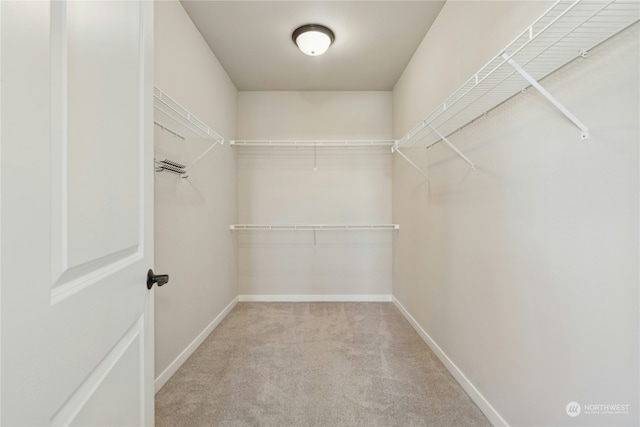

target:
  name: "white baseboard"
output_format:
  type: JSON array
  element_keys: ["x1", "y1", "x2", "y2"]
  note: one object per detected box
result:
[
  {"x1": 392, "y1": 297, "x2": 508, "y2": 427},
  {"x1": 238, "y1": 294, "x2": 392, "y2": 302},
  {"x1": 154, "y1": 296, "x2": 239, "y2": 393}
]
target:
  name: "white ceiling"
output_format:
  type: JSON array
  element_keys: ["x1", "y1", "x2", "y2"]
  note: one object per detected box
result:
[{"x1": 180, "y1": 1, "x2": 446, "y2": 91}]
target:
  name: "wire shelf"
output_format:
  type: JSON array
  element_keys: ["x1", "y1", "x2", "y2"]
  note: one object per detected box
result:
[
  {"x1": 154, "y1": 86, "x2": 224, "y2": 143},
  {"x1": 154, "y1": 86, "x2": 225, "y2": 178},
  {"x1": 395, "y1": 0, "x2": 639, "y2": 150},
  {"x1": 230, "y1": 224, "x2": 400, "y2": 231},
  {"x1": 231, "y1": 140, "x2": 395, "y2": 148}
]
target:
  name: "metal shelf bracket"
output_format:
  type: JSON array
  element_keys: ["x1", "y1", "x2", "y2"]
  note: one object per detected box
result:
[
  {"x1": 394, "y1": 148, "x2": 430, "y2": 182},
  {"x1": 428, "y1": 125, "x2": 475, "y2": 169},
  {"x1": 501, "y1": 53, "x2": 589, "y2": 140}
]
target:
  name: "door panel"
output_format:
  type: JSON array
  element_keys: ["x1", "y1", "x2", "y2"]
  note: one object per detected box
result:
[
  {"x1": 1, "y1": 1, "x2": 154, "y2": 425},
  {"x1": 52, "y1": 318, "x2": 144, "y2": 427},
  {"x1": 66, "y1": 1, "x2": 141, "y2": 268},
  {"x1": 51, "y1": 0, "x2": 143, "y2": 300},
  {"x1": 71, "y1": 341, "x2": 142, "y2": 427}
]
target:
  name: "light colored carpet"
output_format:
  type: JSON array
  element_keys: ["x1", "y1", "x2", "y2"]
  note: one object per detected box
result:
[{"x1": 155, "y1": 302, "x2": 491, "y2": 427}]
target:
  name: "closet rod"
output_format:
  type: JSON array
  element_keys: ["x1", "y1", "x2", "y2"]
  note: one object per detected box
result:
[{"x1": 154, "y1": 121, "x2": 185, "y2": 140}]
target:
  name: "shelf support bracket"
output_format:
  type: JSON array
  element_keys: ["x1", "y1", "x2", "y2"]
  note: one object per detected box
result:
[
  {"x1": 183, "y1": 140, "x2": 222, "y2": 176},
  {"x1": 428, "y1": 125, "x2": 475, "y2": 169},
  {"x1": 501, "y1": 53, "x2": 589, "y2": 140},
  {"x1": 394, "y1": 148, "x2": 430, "y2": 182}
]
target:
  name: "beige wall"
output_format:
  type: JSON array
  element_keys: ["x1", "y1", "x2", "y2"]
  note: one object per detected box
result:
[
  {"x1": 154, "y1": 0, "x2": 237, "y2": 390},
  {"x1": 236, "y1": 92, "x2": 394, "y2": 298},
  {"x1": 239, "y1": 91, "x2": 393, "y2": 140},
  {"x1": 392, "y1": 2, "x2": 639, "y2": 426}
]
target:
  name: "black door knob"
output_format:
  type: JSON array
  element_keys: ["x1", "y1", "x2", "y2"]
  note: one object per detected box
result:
[{"x1": 147, "y1": 269, "x2": 169, "y2": 289}]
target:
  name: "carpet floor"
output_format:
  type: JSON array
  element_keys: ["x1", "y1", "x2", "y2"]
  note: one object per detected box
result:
[{"x1": 155, "y1": 302, "x2": 491, "y2": 427}]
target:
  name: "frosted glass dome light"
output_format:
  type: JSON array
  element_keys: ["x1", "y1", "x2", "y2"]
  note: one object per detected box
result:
[{"x1": 292, "y1": 24, "x2": 335, "y2": 56}]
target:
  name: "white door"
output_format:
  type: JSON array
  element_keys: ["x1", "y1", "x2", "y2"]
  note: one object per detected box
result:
[{"x1": 1, "y1": 1, "x2": 155, "y2": 425}]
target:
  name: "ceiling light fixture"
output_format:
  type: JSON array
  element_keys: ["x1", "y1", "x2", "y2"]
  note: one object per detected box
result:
[{"x1": 292, "y1": 24, "x2": 335, "y2": 56}]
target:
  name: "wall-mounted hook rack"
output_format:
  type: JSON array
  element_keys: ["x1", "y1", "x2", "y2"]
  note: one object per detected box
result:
[{"x1": 155, "y1": 159, "x2": 189, "y2": 178}]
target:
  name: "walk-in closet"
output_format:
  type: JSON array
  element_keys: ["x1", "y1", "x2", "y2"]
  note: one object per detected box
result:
[
  {"x1": 151, "y1": 1, "x2": 639, "y2": 426},
  {"x1": 2, "y1": 0, "x2": 636, "y2": 425}
]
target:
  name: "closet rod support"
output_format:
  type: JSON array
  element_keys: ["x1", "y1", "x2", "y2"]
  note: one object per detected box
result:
[
  {"x1": 395, "y1": 149, "x2": 430, "y2": 181},
  {"x1": 428, "y1": 125, "x2": 475, "y2": 169},
  {"x1": 501, "y1": 53, "x2": 589, "y2": 140}
]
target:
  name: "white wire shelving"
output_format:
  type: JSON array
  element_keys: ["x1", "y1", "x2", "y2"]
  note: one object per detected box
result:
[
  {"x1": 154, "y1": 86, "x2": 224, "y2": 178},
  {"x1": 231, "y1": 140, "x2": 395, "y2": 171},
  {"x1": 230, "y1": 224, "x2": 400, "y2": 246},
  {"x1": 230, "y1": 140, "x2": 395, "y2": 148},
  {"x1": 230, "y1": 224, "x2": 400, "y2": 231},
  {"x1": 229, "y1": 224, "x2": 400, "y2": 247},
  {"x1": 393, "y1": 0, "x2": 640, "y2": 178}
]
